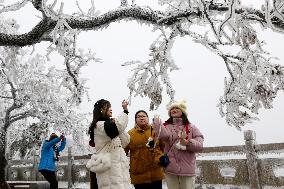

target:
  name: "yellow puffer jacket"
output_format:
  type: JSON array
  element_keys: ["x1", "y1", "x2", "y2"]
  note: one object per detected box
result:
[{"x1": 125, "y1": 125, "x2": 165, "y2": 185}]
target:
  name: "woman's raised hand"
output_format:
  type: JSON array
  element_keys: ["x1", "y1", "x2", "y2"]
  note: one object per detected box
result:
[
  {"x1": 122, "y1": 100, "x2": 128, "y2": 111},
  {"x1": 152, "y1": 114, "x2": 162, "y2": 127}
]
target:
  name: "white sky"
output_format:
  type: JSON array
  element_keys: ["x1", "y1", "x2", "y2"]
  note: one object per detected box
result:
[{"x1": 3, "y1": 0, "x2": 284, "y2": 147}]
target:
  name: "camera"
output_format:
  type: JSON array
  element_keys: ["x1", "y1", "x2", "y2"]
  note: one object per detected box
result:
[{"x1": 146, "y1": 137, "x2": 155, "y2": 148}]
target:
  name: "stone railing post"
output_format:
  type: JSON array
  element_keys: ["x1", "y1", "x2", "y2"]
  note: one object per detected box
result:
[
  {"x1": 67, "y1": 147, "x2": 73, "y2": 189},
  {"x1": 5, "y1": 153, "x2": 10, "y2": 181},
  {"x1": 32, "y1": 149, "x2": 38, "y2": 181},
  {"x1": 244, "y1": 130, "x2": 261, "y2": 189}
]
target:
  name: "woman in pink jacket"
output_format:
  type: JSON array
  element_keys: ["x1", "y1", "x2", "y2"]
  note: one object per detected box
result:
[{"x1": 152, "y1": 100, "x2": 204, "y2": 189}]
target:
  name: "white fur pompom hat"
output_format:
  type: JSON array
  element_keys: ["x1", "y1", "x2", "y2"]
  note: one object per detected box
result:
[{"x1": 167, "y1": 100, "x2": 188, "y2": 116}]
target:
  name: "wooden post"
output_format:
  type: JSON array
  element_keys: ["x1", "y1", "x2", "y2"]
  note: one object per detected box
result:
[
  {"x1": 244, "y1": 130, "x2": 261, "y2": 189},
  {"x1": 67, "y1": 147, "x2": 73, "y2": 189}
]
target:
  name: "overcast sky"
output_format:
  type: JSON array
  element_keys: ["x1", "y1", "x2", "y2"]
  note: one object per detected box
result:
[{"x1": 5, "y1": 0, "x2": 284, "y2": 147}]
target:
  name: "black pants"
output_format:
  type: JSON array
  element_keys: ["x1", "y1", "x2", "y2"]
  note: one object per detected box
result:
[
  {"x1": 90, "y1": 171, "x2": 98, "y2": 189},
  {"x1": 39, "y1": 169, "x2": 58, "y2": 189},
  {"x1": 134, "y1": 180, "x2": 163, "y2": 189}
]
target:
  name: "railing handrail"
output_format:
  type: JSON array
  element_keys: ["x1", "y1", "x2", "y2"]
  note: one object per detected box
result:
[
  {"x1": 8, "y1": 142, "x2": 284, "y2": 163},
  {"x1": 6, "y1": 133, "x2": 284, "y2": 188}
]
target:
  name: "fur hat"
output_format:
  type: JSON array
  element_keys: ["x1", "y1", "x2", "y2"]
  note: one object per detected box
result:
[{"x1": 167, "y1": 100, "x2": 188, "y2": 116}]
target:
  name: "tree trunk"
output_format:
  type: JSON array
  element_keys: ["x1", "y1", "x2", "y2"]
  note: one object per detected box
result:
[{"x1": 0, "y1": 128, "x2": 10, "y2": 188}]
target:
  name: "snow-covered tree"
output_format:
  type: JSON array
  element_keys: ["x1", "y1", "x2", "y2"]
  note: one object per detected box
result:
[
  {"x1": 0, "y1": 47, "x2": 90, "y2": 183},
  {"x1": 0, "y1": 17, "x2": 96, "y2": 186},
  {"x1": 0, "y1": 0, "x2": 284, "y2": 184},
  {"x1": 0, "y1": 0, "x2": 282, "y2": 128},
  {"x1": 8, "y1": 122, "x2": 48, "y2": 159}
]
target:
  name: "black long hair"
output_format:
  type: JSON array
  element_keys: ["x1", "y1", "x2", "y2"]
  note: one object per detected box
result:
[{"x1": 88, "y1": 99, "x2": 111, "y2": 146}]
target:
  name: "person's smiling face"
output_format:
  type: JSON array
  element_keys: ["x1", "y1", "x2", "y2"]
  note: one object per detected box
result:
[
  {"x1": 105, "y1": 107, "x2": 112, "y2": 118},
  {"x1": 170, "y1": 107, "x2": 182, "y2": 118},
  {"x1": 135, "y1": 112, "x2": 149, "y2": 127}
]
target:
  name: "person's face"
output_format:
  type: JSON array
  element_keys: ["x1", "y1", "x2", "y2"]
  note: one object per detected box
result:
[
  {"x1": 170, "y1": 107, "x2": 182, "y2": 118},
  {"x1": 105, "y1": 107, "x2": 112, "y2": 117},
  {"x1": 135, "y1": 112, "x2": 148, "y2": 127}
]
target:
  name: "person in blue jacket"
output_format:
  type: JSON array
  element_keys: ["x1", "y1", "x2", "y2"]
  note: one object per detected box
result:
[{"x1": 38, "y1": 133, "x2": 66, "y2": 189}]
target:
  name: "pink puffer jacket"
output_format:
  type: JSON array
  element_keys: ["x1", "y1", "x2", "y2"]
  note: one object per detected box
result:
[{"x1": 153, "y1": 118, "x2": 204, "y2": 176}]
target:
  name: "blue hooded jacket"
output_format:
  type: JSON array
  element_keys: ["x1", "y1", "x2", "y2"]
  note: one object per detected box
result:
[{"x1": 38, "y1": 137, "x2": 66, "y2": 171}]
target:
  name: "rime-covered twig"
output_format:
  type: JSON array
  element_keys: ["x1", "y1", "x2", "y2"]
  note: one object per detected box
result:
[
  {"x1": 121, "y1": 0, "x2": 128, "y2": 7},
  {"x1": 201, "y1": 0, "x2": 222, "y2": 43},
  {"x1": 2, "y1": 69, "x2": 23, "y2": 131},
  {"x1": 125, "y1": 27, "x2": 178, "y2": 109},
  {"x1": 1, "y1": 2, "x2": 284, "y2": 46},
  {"x1": 9, "y1": 111, "x2": 35, "y2": 125},
  {"x1": 0, "y1": 0, "x2": 29, "y2": 14}
]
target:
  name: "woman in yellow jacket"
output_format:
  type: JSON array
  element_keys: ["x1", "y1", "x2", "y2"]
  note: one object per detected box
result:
[{"x1": 125, "y1": 110, "x2": 165, "y2": 189}]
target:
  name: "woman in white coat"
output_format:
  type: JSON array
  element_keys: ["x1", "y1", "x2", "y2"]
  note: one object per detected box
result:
[{"x1": 87, "y1": 99, "x2": 132, "y2": 189}]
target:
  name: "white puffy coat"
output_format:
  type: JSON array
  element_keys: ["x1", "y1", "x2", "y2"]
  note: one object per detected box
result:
[{"x1": 94, "y1": 112, "x2": 132, "y2": 189}]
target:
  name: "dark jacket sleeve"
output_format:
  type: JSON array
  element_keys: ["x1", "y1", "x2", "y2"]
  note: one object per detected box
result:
[{"x1": 104, "y1": 119, "x2": 119, "y2": 139}]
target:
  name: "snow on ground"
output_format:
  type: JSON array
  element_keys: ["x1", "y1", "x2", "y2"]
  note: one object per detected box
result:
[{"x1": 59, "y1": 182, "x2": 284, "y2": 189}]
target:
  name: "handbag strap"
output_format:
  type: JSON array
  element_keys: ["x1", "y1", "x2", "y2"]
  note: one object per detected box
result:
[
  {"x1": 151, "y1": 122, "x2": 162, "y2": 148},
  {"x1": 151, "y1": 122, "x2": 175, "y2": 154},
  {"x1": 185, "y1": 123, "x2": 190, "y2": 140},
  {"x1": 164, "y1": 138, "x2": 177, "y2": 154},
  {"x1": 95, "y1": 141, "x2": 111, "y2": 154}
]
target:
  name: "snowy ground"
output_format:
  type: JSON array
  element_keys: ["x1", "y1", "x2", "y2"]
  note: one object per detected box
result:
[
  {"x1": 59, "y1": 182, "x2": 284, "y2": 189},
  {"x1": 59, "y1": 181, "x2": 167, "y2": 189}
]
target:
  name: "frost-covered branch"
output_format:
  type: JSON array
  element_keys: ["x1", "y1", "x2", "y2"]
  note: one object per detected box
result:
[
  {"x1": 1, "y1": 1, "x2": 284, "y2": 46},
  {"x1": 121, "y1": 0, "x2": 128, "y2": 7},
  {"x1": 201, "y1": 0, "x2": 222, "y2": 43},
  {"x1": 0, "y1": 45, "x2": 88, "y2": 132},
  {"x1": 173, "y1": 18, "x2": 284, "y2": 128},
  {"x1": 0, "y1": 0, "x2": 29, "y2": 14},
  {"x1": 1, "y1": 68, "x2": 23, "y2": 130},
  {"x1": 59, "y1": 48, "x2": 100, "y2": 104},
  {"x1": 9, "y1": 110, "x2": 35, "y2": 125},
  {"x1": 0, "y1": 95, "x2": 12, "y2": 99},
  {"x1": 74, "y1": 0, "x2": 100, "y2": 18},
  {"x1": 0, "y1": 0, "x2": 284, "y2": 130},
  {"x1": 124, "y1": 27, "x2": 179, "y2": 109}
]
